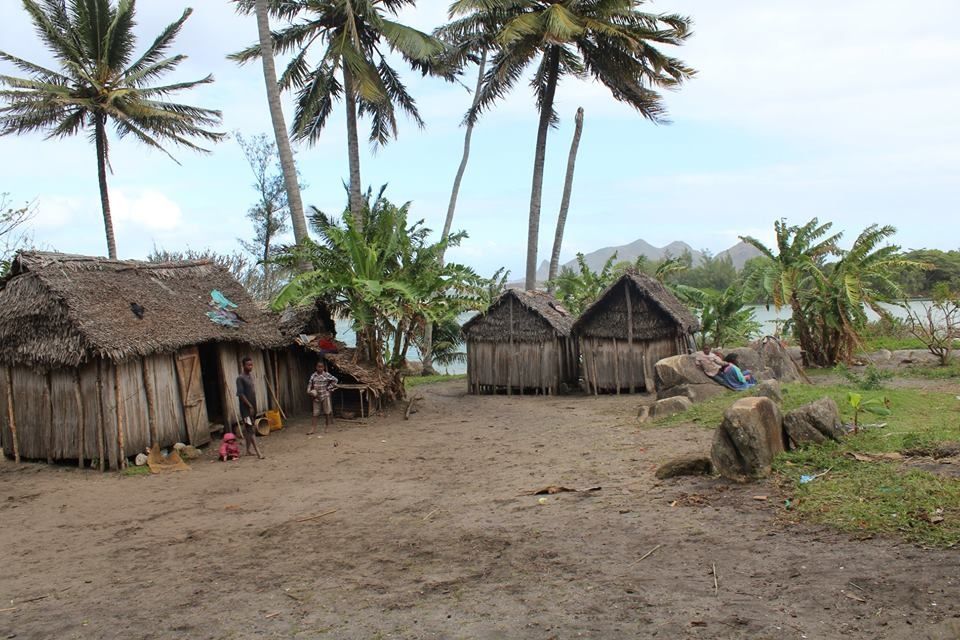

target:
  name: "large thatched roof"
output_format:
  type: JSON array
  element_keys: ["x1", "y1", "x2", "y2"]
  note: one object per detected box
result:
[
  {"x1": 463, "y1": 289, "x2": 574, "y2": 342},
  {"x1": 0, "y1": 251, "x2": 286, "y2": 369},
  {"x1": 573, "y1": 272, "x2": 700, "y2": 339}
]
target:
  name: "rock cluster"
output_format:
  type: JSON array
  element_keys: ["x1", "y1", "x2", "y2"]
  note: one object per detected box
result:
[{"x1": 654, "y1": 393, "x2": 844, "y2": 483}]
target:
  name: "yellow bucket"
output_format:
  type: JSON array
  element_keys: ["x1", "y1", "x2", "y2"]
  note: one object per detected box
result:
[{"x1": 266, "y1": 409, "x2": 283, "y2": 431}]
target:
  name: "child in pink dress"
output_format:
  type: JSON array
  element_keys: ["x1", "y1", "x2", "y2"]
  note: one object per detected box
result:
[{"x1": 219, "y1": 432, "x2": 240, "y2": 461}]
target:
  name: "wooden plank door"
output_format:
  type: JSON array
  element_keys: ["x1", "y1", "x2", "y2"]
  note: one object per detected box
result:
[{"x1": 175, "y1": 347, "x2": 211, "y2": 446}]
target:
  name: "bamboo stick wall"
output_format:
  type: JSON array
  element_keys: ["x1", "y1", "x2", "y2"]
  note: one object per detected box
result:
[
  {"x1": 579, "y1": 334, "x2": 687, "y2": 394},
  {"x1": 0, "y1": 343, "x2": 309, "y2": 469},
  {"x1": 467, "y1": 338, "x2": 578, "y2": 395}
]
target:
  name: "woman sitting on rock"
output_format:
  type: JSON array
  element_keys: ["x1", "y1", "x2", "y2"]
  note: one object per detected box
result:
[{"x1": 721, "y1": 353, "x2": 757, "y2": 390}]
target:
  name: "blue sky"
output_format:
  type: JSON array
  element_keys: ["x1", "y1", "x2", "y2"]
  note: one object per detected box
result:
[{"x1": 1, "y1": 1, "x2": 958, "y2": 279}]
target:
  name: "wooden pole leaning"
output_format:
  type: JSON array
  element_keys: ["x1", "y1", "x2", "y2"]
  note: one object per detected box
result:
[
  {"x1": 5, "y1": 367, "x2": 20, "y2": 463},
  {"x1": 141, "y1": 358, "x2": 158, "y2": 448}
]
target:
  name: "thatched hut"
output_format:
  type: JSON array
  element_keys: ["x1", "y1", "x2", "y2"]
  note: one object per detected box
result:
[
  {"x1": 0, "y1": 252, "x2": 310, "y2": 469},
  {"x1": 463, "y1": 289, "x2": 577, "y2": 395},
  {"x1": 572, "y1": 272, "x2": 699, "y2": 394}
]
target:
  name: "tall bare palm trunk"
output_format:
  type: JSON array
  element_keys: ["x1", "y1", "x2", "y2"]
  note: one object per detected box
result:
[
  {"x1": 343, "y1": 69, "x2": 364, "y2": 230},
  {"x1": 254, "y1": 0, "x2": 308, "y2": 247},
  {"x1": 94, "y1": 115, "x2": 117, "y2": 259},
  {"x1": 421, "y1": 51, "x2": 488, "y2": 375},
  {"x1": 547, "y1": 106, "x2": 584, "y2": 292},
  {"x1": 524, "y1": 47, "x2": 560, "y2": 291}
]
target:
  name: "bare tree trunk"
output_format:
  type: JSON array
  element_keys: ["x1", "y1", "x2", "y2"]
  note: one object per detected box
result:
[
  {"x1": 343, "y1": 68, "x2": 364, "y2": 230},
  {"x1": 254, "y1": 0, "x2": 308, "y2": 248},
  {"x1": 547, "y1": 106, "x2": 584, "y2": 292},
  {"x1": 524, "y1": 47, "x2": 560, "y2": 291},
  {"x1": 94, "y1": 115, "x2": 117, "y2": 259},
  {"x1": 421, "y1": 51, "x2": 488, "y2": 376},
  {"x1": 441, "y1": 50, "x2": 487, "y2": 242}
]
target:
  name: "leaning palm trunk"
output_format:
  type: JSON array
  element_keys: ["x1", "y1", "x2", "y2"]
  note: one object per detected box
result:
[
  {"x1": 547, "y1": 106, "x2": 584, "y2": 291},
  {"x1": 254, "y1": 0, "x2": 308, "y2": 247},
  {"x1": 343, "y1": 69, "x2": 365, "y2": 230},
  {"x1": 94, "y1": 115, "x2": 117, "y2": 259},
  {"x1": 524, "y1": 48, "x2": 560, "y2": 291},
  {"x1": 421, "y1": 51, "x2": 488, "y2": 375}
]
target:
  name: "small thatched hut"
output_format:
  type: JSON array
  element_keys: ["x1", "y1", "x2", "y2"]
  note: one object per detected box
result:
[
  {"x1": 0, "y1": 252, "x2": 311, "y2": 469},
  {"x1": 572, "y1": 272, "x2": 699, "y2": 394},
  {"x1": 463, "y1": 289, "x2": 577, "y2": 395}
]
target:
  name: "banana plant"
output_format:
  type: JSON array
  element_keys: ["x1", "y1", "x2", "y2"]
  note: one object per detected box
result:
[{"x1": 847, "y1": 392, "x2": 892, "y2": 433}]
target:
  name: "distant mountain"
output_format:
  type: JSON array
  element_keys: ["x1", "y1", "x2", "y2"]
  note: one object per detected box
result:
[{"x1": 533, "y1": 239, "x2": 763, "y2": 282}]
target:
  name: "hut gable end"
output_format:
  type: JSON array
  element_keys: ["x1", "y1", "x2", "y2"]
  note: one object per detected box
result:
[
  {"x1": 573, "y1": 272, "x2": 700, "y2": 341},
  {"x1": 464, "y1": 290, "x2": 573, "y2": 343},
  {"x1": 580, "y1": 288, "x2": 677, "y2": 340}
]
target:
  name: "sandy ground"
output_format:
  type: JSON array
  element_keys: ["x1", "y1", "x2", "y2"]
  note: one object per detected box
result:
[{"x1": 1, "y1": 380, "x2": 959, "y2": 640}]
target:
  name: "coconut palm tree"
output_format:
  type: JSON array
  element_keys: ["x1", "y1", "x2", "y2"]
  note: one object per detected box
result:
[
  {"x1": 446, "y1": 0, "x2": 696, "y2": 290},
  {"x1": 233, "y1": 0, "x2": 309, "y2": 247},
  {"x1": 230, "y1": 0, "x2": 446, "y2": 228},
  {"x1": 547, "y1": 106, "x2": 584, "y2": 290},
  {"x1": 0, "y1": 0, "x2": 223, "y2": 259}
]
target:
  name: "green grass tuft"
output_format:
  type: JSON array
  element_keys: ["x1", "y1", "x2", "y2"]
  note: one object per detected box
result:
[
  {"x1": 404, "y1": 373, "x2": 466, "y2": 390},
  {"x1": 121, "y1": 464, "x2": 151, "y2": 477}
]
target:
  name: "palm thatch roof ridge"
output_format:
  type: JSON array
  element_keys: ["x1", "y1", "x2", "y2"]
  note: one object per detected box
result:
[
  {"x1": 574, "y1": 272, "x2": 700, "y2": 335},
  {"x1": 463, "y1": 289, "x2": 574, "y2": 339},
  {"x1": 0, "y1": 251, "x2": 286, "y2": 369}
]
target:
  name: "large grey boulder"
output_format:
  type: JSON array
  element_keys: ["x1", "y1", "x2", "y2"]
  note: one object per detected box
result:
[
  {"x1": 783, "y1": 397, "x2": 843, "y2": 448},
  {"x1": 711, "y1": 397, "x2": 785, "y2": 482},
  {"x1": 753, "y1": 337, "x2": 803, "y2": 383},
  {"x1": 727, "y1": 347, "x2": 761, "y2": 373},
  {"x1": 655, "y1": 355, "x2": 713, "y2": 389}
]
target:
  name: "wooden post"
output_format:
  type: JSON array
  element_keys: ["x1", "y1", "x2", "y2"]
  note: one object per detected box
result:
[
  {"x1": 5, "y1": 367, "x2": 20, "y2": 463},
  {"x1": 625, "y1": 280, "x2": 635, "y2": 394},
  {"x1": 44, "y1": 372, "x2": 53, "y2": 464},
  {"x1": 113, "y1": 365, "x2": 126, "y2": 470},
  {"x1": 141, "y1": 357, "x2": 158, "y2": 448},
  {"x1": 613, "y1": 339, "x2": 621, "y2": 395},
  {"x1": 95, "y1": 361, "x2": 106, "y2": 471},
  {"x1": 74, "y1": 369, "x2": 85, "y2": 469},
  {"x1": 508, "y1": 297, "x2": 514, "y2": 396}
]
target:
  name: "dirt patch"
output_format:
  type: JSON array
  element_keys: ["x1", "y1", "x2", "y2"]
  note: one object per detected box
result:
[{"x1": 1, "y1": 381, "x2": 958, "y2": 639}]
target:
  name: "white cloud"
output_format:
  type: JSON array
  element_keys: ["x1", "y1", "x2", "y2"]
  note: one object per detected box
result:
[{"x1": 111, "y1": 190, "x2": 184, "y2": 232}]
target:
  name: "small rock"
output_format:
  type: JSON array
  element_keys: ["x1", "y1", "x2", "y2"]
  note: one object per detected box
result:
[
  {"x1": 658, "y1": 382, "x2": 729, "y2": 404},
  {"x1": 134, "y1": 453, "x2": 148, "y2": 467},
  {"x1": 651, "y1": 396, "x2": 693, "y2": 419},
  {"x1": 172, "y1": 442, "x2": 186, "y2": 451},
  {"x1": 783, "y1": 397, "x2": 843, "y2": 448},
  {"x1": 753, "y1": 379, "x2": 783, "y2": 405},
  {"x1": 655, "y1": 455, "x2": 713, "y2": 479}
]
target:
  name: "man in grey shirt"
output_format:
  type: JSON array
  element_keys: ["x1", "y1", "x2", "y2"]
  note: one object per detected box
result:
[{"x1": 236, "y1": 356, "x2": 265, "y2": 459}]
